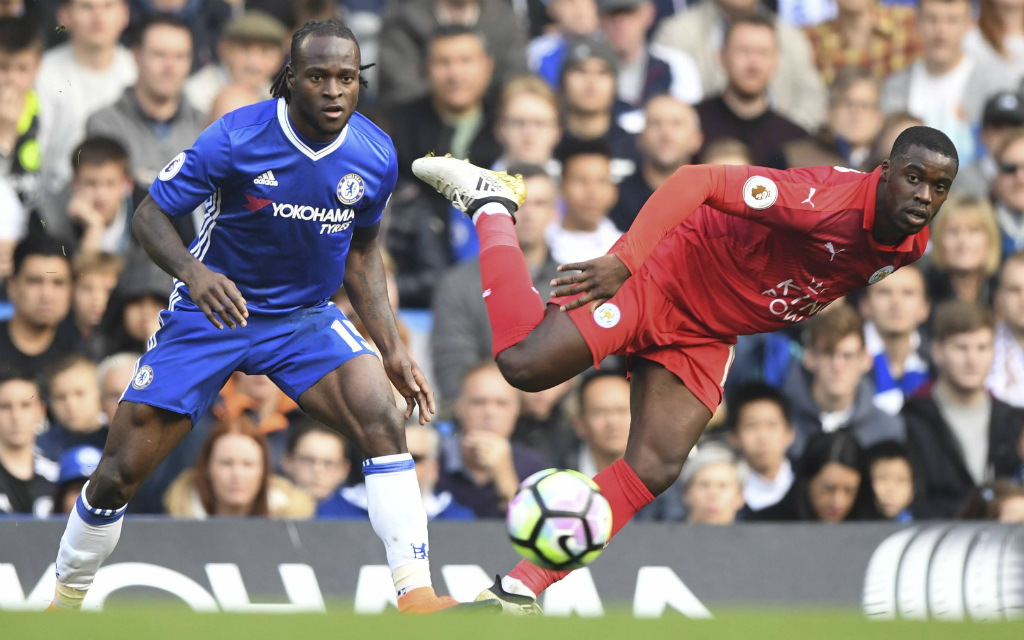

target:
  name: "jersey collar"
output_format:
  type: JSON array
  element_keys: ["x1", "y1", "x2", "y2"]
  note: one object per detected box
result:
[
  {"x1": 276, "y1": 98, "x2": 348, "y2": 161},
  {"x1": 861, "y1": 166, "x2": 917, "y2": 253}
]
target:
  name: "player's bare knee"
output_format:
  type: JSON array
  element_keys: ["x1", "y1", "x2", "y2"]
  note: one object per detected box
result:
[
  {"x1": 356, "y1": 406, "x2": 406, "y2": 457},
  {"x1": 626, "y1": 451, "x2": 685, "y2": 497},
  {"x1": 88, "y1": 459, "x2": 137, "y2": 508}
]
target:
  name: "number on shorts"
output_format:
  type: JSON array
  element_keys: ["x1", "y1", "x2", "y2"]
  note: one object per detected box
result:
[{"x1": 331, "y1": 319, "x2": 364, "y2": 353}]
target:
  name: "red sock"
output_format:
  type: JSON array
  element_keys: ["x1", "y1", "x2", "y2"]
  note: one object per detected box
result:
[
  {"x1": 476, "y1": 211, "x2": 545, "y2": 357},
  {"x1": 507, "y1": 459, "x2": 655, "y2": 596}
]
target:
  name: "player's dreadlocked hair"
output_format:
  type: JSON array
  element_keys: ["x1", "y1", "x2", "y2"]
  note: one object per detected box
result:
[
  {"x1": 889, "y1": 125, "x2": 960, "y2": 169},
  {"x1": 270, "y1": 19, "x2": 375, "y2": 102}
]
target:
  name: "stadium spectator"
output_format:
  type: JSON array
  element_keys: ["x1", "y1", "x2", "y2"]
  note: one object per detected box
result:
[
  {"x1": 879, "y1": 0, "x2": 1007, "y2": 165},
  {"x1": 680, "y1": 442, "x2": 746, "y2": 525},
  {"x1": 955, "y1": 92, "x2": 1024, "y2": 199},
  {"x1": 0, "y1": 236, "x2": 76, "y2": 378},
  {"x1": 750, "y1": 430, "x2": 877, "y2": 522},
  {"x1": 527, "y1": 0, "x2": 599, "y2": 87},
  {"x1": 164, "y1": 415, "x2": 315, "y2": 519},
  {"x1": 430, "y1": 165, "x2": 560, "y2": 405},
  {"x1": 48, "y1": 137, "x2": 136, "y2": 257},
  {"x1": 958, "y1": 480, "x2": 1024, "y2": 522},
  {"x1": 860, "y1": 111, "x2": 922, "y2": 172},
  {"x1": 784, "y1": 305, "x2": 905, "y2": 459},
  {"x1": 597, "y1": 0, "x2": 702, "y2": 128},
  {"x1": 183, "y1": 10, "x2": 286, "y2": 117},
  {"x1": 925, "y1": 195, "x2": 1001, "y2": 309},
  {"x1": 989, "y1": 252, "x2": 1024, "y2": 407},
  {"x1": 561, "y1": 372, "x2": 630, "y2": 476},
  {"x1": 694, "y1": 16, "x2": 809, "y2": 170},
  {"x1": 555, "y1": 35, "x2": 640, "y2": 183},
  {"x1": 610, "y1": 95, "x2": 702, "y2": 231},
  {"x1": 36, "y1": 0, "x2": 136, "y2": 195},
  {"x1": 992, "y1": 129, "x2": 1024, "y2": 256},
  {"x1": 864, "y1": 440, "x2": 914, "y2": 522},
  {"x1": 784, "y1": 68, "x2": 883, "y2": 170},
  {"x1": 803, "y1": 0, "x2": 919, "y2": 86},
  {"x1": 546, "y1": 140, "x2": 622, "y2": 264},
  {"x1": 37, "y1": 355, "x2": 108, "y2": 461},
  {"x1": 436, "y1": 363, "x2": 550, "y2": 518},
  {"x1": 216, "y1": 372, "x2": 300, "y2": 470},
  {"x1": 0, "y1": 372, "x2": 56, "y2": 517},
  {"x1": 0, "y1": 179, "x2": 26, "y2": 280},
  {"x1": 858, "y1": 264, "x2": 930, "y2": 415},
  {"x1": 698, "y1": 137, "x2": 753, "y2": 165},
  {"x1": 378, "y1": 0, "x2": 527, "y2": 108},
  {"x1": 91, "y1": 254, "x2": 170, "y2": 359},
  {"x1": 204, "y1": 82, "x2": 261, "y2": 126},
  {"x1": 514, "y1": 379, "x2": 577, "y2": 464},
  {"x1": 68, "y1": 252, "x2": 124, "y2": 345},
  {"x1": 491, "y1": 76, "x2": 562, "y2": 177},
  {"x1": 86, "y1": 15, "x2": 202, "y2": 189},
  {"x1": 727, "y1": 383, "x2": 795, "y2": 512},
  {"x1": 281, "y1": 420, "x2": 350, "y2": 503},
  {"x1": 0, "y1": 18, "x2": 45, "y2": 209},
  {"x1": 97, "y1": 351, "x2": 139, "y2": 422},
  {"x1": 963, "y1": 0, "x2": 1024, "y2": 90},
  {"x1": 124, "y1": 0, "x2": 231, "y2": 73},
  {"x1": 319, "y1": 424, "x2": 476, "y2": 520},
  {"x1": 54, "y1": 445, "x2": 102, "y2": 514},
  {"x1": 903, "y1": 301, "x2": 1024, "y2": 519},
  {"x1": 652, "y1": 0, "x2": 827, "y2": 131}
]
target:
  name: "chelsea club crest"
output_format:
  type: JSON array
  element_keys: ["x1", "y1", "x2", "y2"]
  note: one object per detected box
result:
[{"x1": 337, "y1": 173, "x2": 365, "y2": 205}]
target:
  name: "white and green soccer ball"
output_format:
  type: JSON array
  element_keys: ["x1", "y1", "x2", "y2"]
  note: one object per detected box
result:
[{"x1": 506, "y1": 468, "x2": 613, "y2": 571}]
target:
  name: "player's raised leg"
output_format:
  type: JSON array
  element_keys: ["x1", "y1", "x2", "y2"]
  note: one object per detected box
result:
[
  {"x1": 297, "y1": 353, "x2": 455, "y2": 613},
  {"x1": 481, "y1": 359, "x2": 712, "y2": 613},
  {"x1": 50, "y1": 403, "x2": 192, "y2": 610},
  {"x1": 411, "y1": 156, "x2": 594, "y2": 389}
]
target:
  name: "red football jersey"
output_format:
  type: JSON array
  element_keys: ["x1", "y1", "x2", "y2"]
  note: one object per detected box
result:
[{"x1": 612, "y1": 164, "x2": 929, "y2": 338}]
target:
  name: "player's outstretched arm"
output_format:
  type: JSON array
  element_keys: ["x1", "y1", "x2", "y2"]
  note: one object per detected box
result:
[
  {"x1": 344, "y1": 227, "x2": 435, "y2": 424},
  {"x1": 133, "y1": 194, "x2": 248, "y2": 330}
]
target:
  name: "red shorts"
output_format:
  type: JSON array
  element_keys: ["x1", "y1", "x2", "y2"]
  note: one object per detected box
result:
[{"x1": 551, "y1": 268, "x2": 736, "y2": 413}]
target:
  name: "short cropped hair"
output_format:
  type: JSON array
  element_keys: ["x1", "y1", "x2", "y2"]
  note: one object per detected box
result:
[
  {"x1": 46, "y1": 354, "x2": 99, "y2": 387},
  {"x1": 0, "y1": 17, "x2": 43, "y2": 55},
  {"x1": 804, "y1": 305, "x2": 864, "y2": 353},
  {"x1": 71, "y1": 137, "x2": 130, "y2": 177},
  {"x1": 12, "y1": 234, "x2": 69, "y2": 277},
  {"x1": 726, "y1": 382, "x2": 792, "y2": 432},
  {"x1": 72, "y1": 252, "x2": 125, "y2": 281},
  {"x1": 498, "y1": 75, "x2": 559, "y2": 122},
  {"x1": 889, "y1": 125, "x2": 959, "y2": 168},
  {"x1": 724, "y1": 14, "x2": 776, "y2": 47},
  {"x1": 863, "y1": 440, "x2": 911, "y2": 469},
  {"x1": 932, "y1": 300, "x2": 995, "y2": 343},
  {"x1": 505, "y1": 163, "x2": 549, "y2": 181},
  {"x1": 557, "y1": 137, "x2": 613, "y2": 171}
]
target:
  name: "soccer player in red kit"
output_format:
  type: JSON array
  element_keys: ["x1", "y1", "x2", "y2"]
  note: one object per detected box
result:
[{"x1": 413, "y1": 126, "x2": 958, "y2": 613}]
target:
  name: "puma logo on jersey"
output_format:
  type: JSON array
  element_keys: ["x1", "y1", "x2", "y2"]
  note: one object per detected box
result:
[
  {"x1": 253, "y1": 170, "x2": 278, "y2": 186},
  {"x1": 802, "y1": 188, "x2": 816, "y2": 207},
  {"x1": 824, "y1": 242, "x2": 845, "y2": 261}
]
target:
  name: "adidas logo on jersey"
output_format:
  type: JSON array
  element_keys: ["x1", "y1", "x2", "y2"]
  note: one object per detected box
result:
[{"x1": 253, "y1": 171, "x2": 278, "y2": 186}]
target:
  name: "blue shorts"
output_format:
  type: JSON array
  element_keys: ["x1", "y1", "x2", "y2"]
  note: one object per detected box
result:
[{"x1": 121, "y1": 302, "x2": 374, "y2": 425}]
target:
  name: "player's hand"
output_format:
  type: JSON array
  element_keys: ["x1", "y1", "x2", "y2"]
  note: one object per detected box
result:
[
  {"x1": 383, "y1": 350, "x2": 435, "y2": 424},
  {"x1": 550, "y1": 254, "x2": 631, "y2": 312},
  {"x1": 182, "y1": 261, "x2": 248, "y2": 330}
]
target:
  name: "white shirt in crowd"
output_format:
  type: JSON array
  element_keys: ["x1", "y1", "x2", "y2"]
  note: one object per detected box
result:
[
  {"x1": 905, "y1": 57, "x2": 976, "y2": 165},
  {"x1": 988, "y1": 322, "x2": 1024, "y2": 409},
  {"x1": 545, "y1": 218, "x2": 622, "y2": 266},
  {"x1": 0, "y1": 178, "x2": 26, "y2": 243},
  {"x1": 35, "y1": 44, "x2": 137, "y2": 194},
  {"x1": 741, "y1": 459, "x2": 795, "y2": 512}
]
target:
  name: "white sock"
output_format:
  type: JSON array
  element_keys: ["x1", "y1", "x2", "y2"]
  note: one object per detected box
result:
[
  {"x1": 501, "y1": 575, "x2": 538, "y2": 599},
  {"x1": 52, "y1": 482, "x2": 127, "y2": 609},
  {"x1": 471, "y1": 201, "x2": 512, "y2": 225},
  {"x1": 363, "y1": 453, "x2": 432, "y2": 597}
]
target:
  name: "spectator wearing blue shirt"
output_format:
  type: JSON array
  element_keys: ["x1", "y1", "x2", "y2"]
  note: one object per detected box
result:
[
  {"x1": 54, "y1": 445, "x2": 102, "y2": 515},
  {"x1": 37, "y1": 355, "x2": 108, "y2": 463},
  {"x1": 528, "y1": 0, "x2": 599, "y2": 87}
]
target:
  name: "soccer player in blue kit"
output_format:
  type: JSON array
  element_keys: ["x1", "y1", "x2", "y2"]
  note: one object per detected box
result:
[{"x1": 48, "y1": 21, "x2": 463, "y2": 614}]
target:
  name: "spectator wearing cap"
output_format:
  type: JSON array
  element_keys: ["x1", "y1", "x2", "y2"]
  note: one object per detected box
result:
[
  {"x1": 527, "y1": 0, "x2": 600, "y2": 88},
  {"x1": 0, "y1": 372, "x2": 57, "y2": 518},
  {"x1": 803, "y1": 0, "x2": 919, "y2": 87},
  {"x1": 597, "y1": 0, "x2": 702, "y2": 135},
  {"x1": 611, "y1": 95, "x2": 702, "y2": 231},
  {"x1": 992, "y1": 129, "x2": 1024, "y2": 257},
  {"x1": 90, "y1": 253, "x2": 171, "y2": 360},
  {"x1": 37, "y1": 354, "x2": 108, "y2": 462},
  {"x1": 547, "y1": 140, "x2": 623, "y2": 264},
  {"x1": 555, "y1": 35, "x2": 641, "y2": 183},
  {"x1": 87, "y1": 16, "x2": 203, "y2": 189},
  {"x1": 695, "y1": 16, "x2": 809, "y2": 170},
  {"x1": 54, "y1": 445, "x2": 101, "y2": 514},
  {"x1": 378, "y1": 0, "x2": 527, "y2": 108},
  {"x1": 956, "y1": 92, "x2": 1024, "y2": 199},
  {"x1": 988, "y1": 252, "x2": 1024, "y2": 408},
  {"x1": 680, "y1": 442, "x2": 747, "y2": 525},
  {"x1": 653, "y1": 0, "x2": 827, "y2": 131},
  {"x1": 183, "y1": 11, "x2": 286, "y2": 118}
]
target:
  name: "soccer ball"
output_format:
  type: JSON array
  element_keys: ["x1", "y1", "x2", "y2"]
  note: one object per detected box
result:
[{"x1": 506, "y1": 468, "x2": 613, "y2": 571}]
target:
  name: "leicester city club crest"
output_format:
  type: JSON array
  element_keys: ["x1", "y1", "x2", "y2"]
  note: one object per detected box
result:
[
  {"x1": 593, "y1": 303, "x2": 621, "y2": 329},
  {"x1": 869, "y1": 265, "x2": 895, "y2": 285},
  {"x1": 337, "y1": 173, "x2": 365, "y2": 205}
]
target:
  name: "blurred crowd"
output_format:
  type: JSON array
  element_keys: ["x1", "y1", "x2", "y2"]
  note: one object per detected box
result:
[{"x1": 1, "y1": 0, "x2": 1023, "y2": 526}]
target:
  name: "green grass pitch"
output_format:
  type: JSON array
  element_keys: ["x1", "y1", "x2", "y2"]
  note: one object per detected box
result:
[{"x1": 4, "y1": 607, "x2": 1024, "y2": 640}]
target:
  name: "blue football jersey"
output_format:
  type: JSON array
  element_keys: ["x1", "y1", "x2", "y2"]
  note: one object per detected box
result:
[{"x1": 149, "y1": 98, "x2": 398, "y2": 315}]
